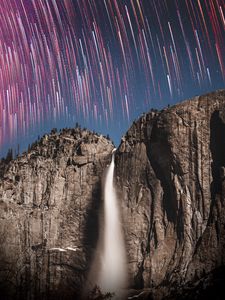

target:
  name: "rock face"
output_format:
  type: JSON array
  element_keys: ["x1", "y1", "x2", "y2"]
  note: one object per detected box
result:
[
  {"x1": 1, "y1": 90, "x2": 225, "y2": 300},
  {"x1": 115, "y1": 90, "x2": 225, "y2": 297},
  {"x1": 0, "y1": 128, "x2": 114, "y2": 299}
]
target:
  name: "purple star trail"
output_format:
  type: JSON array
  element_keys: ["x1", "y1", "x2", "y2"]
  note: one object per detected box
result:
[{"x1": 0, "y1": 0, "x2": 224, "y2": 156}]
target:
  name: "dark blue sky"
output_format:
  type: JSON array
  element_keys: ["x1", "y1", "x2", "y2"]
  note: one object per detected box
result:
[{"x1": 0, "y1": 0, "x2": 224, "y2": 157}]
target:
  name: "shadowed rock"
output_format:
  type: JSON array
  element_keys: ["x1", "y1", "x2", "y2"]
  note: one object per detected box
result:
[{"x1": 115, "y1": 90, "x2": 225, "y2": 298}]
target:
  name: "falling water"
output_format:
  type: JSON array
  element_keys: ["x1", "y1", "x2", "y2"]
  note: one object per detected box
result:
[
  {"x1": 96, "y1": 149, "x2": 127, "y2": 296},
  {"x1": 83, "y1": 149, "x2": 128, "y2": 299},
  {"x1": 86, "y1": 149, "x2": 127, "y2": 298}
]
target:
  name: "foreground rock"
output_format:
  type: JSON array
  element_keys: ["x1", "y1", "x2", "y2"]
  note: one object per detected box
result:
[
  {"x1": 0, "y1": 128, "x2": 113, "y2": 299},
  {"x1": 115, "y1": 90, "x2": 225, "y2": 298}
]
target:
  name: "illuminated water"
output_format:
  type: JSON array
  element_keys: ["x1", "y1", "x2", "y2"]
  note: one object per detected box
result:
[{"x1": 96, "y1": 149, "x2": 127, "y2": 295}]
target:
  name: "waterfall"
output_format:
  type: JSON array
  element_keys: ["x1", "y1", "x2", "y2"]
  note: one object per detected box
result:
[
  {"x1": 96, "y1": 149, "x2": 127, "y2": 295},
  {"x1": 87, "y1": 149, "x2": 127, "y2": 298}
]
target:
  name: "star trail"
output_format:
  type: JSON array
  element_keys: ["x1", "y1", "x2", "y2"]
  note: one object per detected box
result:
[{"x1": 0, "y1": 0, "x2": 224, "y2": 156}]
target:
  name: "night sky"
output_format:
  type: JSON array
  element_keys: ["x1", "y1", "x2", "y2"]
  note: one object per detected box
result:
[{"x1": 0, "y1": 0, "x2": 224, "y2": 157}]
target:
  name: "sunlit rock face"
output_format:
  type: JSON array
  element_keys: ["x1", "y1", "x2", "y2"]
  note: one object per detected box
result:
[
  {"x1": 115, "y1": 90, "x2": 225, "y2": 297},
  {"x1": 0, "y1": 128, "x2": 114, "y2": 299}
]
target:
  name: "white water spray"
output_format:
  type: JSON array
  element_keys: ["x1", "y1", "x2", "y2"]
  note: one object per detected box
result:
[
  {"x1": 96, "y1": 149, "x2": 127, "y2": 295},
  {"x1": 87, "y1": 149, "x2": 127, "y2": 298}
]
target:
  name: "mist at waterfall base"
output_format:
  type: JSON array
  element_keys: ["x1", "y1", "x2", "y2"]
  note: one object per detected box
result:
[{"x1": 87, "y1": 150, "x2": 127, "y2": 298}]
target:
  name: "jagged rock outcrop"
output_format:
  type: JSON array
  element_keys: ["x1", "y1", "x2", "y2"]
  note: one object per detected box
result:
[
  {"x1": 0, "y1": 128, "x2": 114, "y2": 299},
  {"x1": 115, "y1": 90, "x2": 225, "y2": 298}
]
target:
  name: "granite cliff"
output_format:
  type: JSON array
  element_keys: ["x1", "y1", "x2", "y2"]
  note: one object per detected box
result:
[
  {"x1": 0, "y1": 90, "x2": 225, "y2": 299},
  {"x1": 0, "y1": 128, "x2": 114, "y2": 299},
  {"x1": 115, "y1": 89, "x2": 225, "y2": 298}
]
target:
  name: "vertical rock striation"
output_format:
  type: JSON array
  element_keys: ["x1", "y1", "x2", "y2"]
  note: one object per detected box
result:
[
  {"x1": 0, "y1": 128, "x2": 114, "y2": 299},
  {"x1": 115, "y1": 90, "x2": 225, "y2": 297}
]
